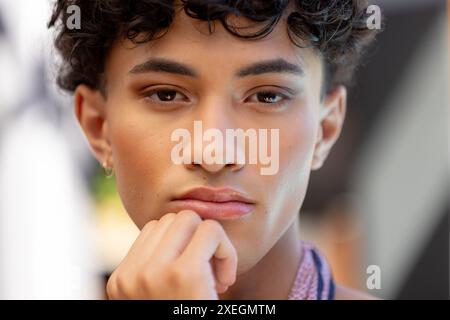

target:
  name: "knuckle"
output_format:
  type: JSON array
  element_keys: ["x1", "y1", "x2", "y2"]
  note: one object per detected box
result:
[
  {"x1": 159, "y1": 212, "x2": 177, "y2": 223},
  {"x1": 136, "y1": 270, "x2": 157, "y2": 293},
  {"x1": 107, "y1": 271, "x2": 128, "y2": 299},
  {"x1": 200, "y1": 219, "x2": 223, "y2": 234},
  {"x1": 165, "y1": 268, "x2": 183, "y2": 288},
  {"x1": 178, "y1": 210, "x2": 202, "y2": 223},
  {"x1": 142, "y1": 219, "x2": 158, "y2": 232},
  {"x1": 106, "y1": 274, "x2": 118, "y2": 299},
  {"x1": 167, "y1": 263, "x2": 194, "y2": 286},
  {"x1": 115, "y1": 274, "x2": 129, "y2": 295}
]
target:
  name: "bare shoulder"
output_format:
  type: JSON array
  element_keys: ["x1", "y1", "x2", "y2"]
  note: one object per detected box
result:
[{"x1": 334, "y1": 284, "x2": 380, "y2": 300}]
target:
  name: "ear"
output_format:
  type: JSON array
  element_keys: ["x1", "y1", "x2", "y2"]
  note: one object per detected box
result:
[
  {"x1": 311, "y1": 85, "x2": 347, "y2": 171},
  {"x1": 74, "y1": 85, "x2": 112, "y2": 167}
]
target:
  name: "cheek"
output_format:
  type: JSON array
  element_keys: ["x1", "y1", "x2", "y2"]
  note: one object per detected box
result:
[
  {"x1": 261, "y1": 104, "x2": 318, "y2": 229},
  {"x1": 277, "y1": 106, "x2": 318, "y2": 194},
  {"x1": 106, "y1": 103, "x2": 174, "y2": 226},
  {"x1": 232, "y1": 107, "x2": 318, "y2": 273}
]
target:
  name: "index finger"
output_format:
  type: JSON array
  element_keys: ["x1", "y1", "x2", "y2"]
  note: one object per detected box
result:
[{"x1": 179, "y1": 219, "x2": 238, "y2": 287}]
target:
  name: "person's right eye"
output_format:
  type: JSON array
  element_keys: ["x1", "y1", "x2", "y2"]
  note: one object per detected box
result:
[{"x1": 144, "y1": 89, "x2": 189, "y2": 104}]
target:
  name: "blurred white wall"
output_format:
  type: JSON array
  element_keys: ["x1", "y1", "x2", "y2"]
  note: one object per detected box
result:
[{"x1": 0, "y1": 0, "x2": 102, "y2": 299}]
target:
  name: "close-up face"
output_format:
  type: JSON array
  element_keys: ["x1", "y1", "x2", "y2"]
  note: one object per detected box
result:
[
  {"x1": 6, "y1": 0, "x2": 447, "y2": 303},
  {"x1": 76, "y1": 8, "x2": 345, "y2": 275}
]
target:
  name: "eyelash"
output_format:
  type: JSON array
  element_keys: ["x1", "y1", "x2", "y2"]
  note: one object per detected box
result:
[
  {"x1": 143, "y1": 88, "x2": 292, "y2": 109},
  {"x1": 144, "y1": 89, "x2": 189, "y2": 105},
  {"x1": 244, "y1": 91, "x2": 292, "y2": 108}
]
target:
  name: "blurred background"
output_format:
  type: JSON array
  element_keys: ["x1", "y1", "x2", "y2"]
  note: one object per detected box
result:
[{"x1": 0, "y1": 0, "x2": 448, "y2": 299}]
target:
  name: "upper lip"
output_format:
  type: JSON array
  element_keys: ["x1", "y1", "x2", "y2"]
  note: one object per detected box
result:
[{"x1": 174, "y1": 187, "x2": 255, "y2": 204}]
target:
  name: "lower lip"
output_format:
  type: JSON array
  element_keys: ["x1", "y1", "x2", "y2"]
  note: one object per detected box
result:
[{"x1": 169, "y1": 199, "x2": 255, "y2": 220}]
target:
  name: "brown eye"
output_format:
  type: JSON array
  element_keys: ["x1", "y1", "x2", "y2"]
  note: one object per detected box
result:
[
  {"x1": 156, "y1": 90, "x2": 178, "y2": 101},
  {"x1": 256, "y1": 91, "x2": 283, "y2": 104},
  {"x1": 144, "y1": 89, "x2": 189, "y2": 104},
  {"x1": 246, "y1": 90, "x2": 290, "y2": 108}
]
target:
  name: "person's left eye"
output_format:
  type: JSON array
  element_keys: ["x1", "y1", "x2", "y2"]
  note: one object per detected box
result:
[{"x1": 245, "y1": 91, "x2": 291, "y2": 108}]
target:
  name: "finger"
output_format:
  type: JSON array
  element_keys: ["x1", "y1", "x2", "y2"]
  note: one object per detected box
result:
[
  {"x1": 122, "y1": 219, "x2": 159, "y2": 259},
  {"x1": 127, "y1": 213, "x2": 178, "y2": 260},
  {"x1": 153, "y1": 210, "x2": 203, "y2": 263},
  {"x1": 141, "y1": 213, "x2": 178, "y2": 255},
  {"x1": 180, "y1": 219, "x2": 237, "y2": 287},
  {"x1": 211, "y1": 259, "x2": 230, "y2": 294},
  {"x1": 119, "y1": 214, "x2": 176, "y2": 267},
  {"x1": 215, "y1": 282, "x2": 229, "y2": 294}
]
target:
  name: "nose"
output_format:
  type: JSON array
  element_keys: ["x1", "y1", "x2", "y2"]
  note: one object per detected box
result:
[
  {"x1": 185, "y1": 158, "x2": 244, "y2": 173},
  {"x1": 183, "y1": 96, "x2": 245, "y2": 174}
]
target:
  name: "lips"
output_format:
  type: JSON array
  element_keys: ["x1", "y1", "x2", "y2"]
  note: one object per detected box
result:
[{"x1": 170, "y1": 187, "x2": 255, "y2": 220}]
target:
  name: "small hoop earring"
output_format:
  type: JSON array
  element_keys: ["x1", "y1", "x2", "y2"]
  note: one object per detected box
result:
[{"x1": 102, "y1": 160, "x2": 114, "y2": 178}]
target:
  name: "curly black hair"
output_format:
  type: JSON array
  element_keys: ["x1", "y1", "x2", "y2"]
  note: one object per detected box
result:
[{"x1": 48, "y1": 0, "x2": 380, "y2": 95}]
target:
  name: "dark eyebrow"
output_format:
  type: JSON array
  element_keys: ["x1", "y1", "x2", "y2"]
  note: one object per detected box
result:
[
  {"x1": 129, "y1": 58, "x2": 199, "y2": 77},
  {"x1": 128, "y1": 57, "x2": 303, "y2": 78},
  {"x1": 236, "y1": 58, "x2": 304, "y2": 77}
]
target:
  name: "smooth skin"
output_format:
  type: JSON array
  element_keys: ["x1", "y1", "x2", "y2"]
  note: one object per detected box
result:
[{"x1": 74, "y1": 7, "x2": 375, "y2": 300}]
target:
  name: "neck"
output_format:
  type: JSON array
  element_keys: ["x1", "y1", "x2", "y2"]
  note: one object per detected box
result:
[{"x1": 219, "y1": 217, "x2": 303, "y2": 300}]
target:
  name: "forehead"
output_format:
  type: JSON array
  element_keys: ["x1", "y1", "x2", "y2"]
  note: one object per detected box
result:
[{"x1": 106, "y1": 9, "x2": 321, "y2": 80}]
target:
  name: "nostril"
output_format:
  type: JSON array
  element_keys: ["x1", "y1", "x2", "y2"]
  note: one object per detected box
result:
[
  {"x1": 185, "y1": 162, "x2": 198, "y2": 170},
  {"x1": 227, "y1": 162, "x2": 244, "y2": 172}
]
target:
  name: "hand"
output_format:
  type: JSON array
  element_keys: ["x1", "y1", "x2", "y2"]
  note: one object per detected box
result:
[{"x1": 106, "y1": 210, "x2": 238, "y2": 299}]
